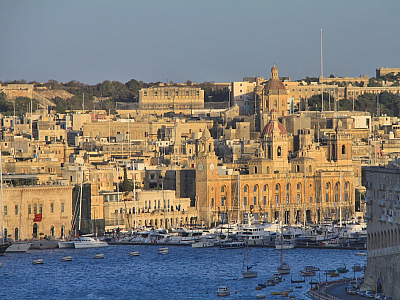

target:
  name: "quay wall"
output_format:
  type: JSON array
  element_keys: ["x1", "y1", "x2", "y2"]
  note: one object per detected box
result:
[{"x1": 363, "y1": 252, "x2": 400, "y2": 299}]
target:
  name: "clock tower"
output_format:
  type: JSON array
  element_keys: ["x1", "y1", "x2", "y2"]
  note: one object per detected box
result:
[{"x1": 195, "y1": 127, "x2": 218, "y2": 227}]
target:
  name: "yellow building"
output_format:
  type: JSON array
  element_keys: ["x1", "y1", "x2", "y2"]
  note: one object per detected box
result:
[
  {"x1": 138, "y1": 84, "x2": 204, "y2": 115},
  {"x1": 195, "y1": 113, "x2": 355, "y2": 227},
  {"x1": 2, "y1": 185, "x2": 74, "y2": 241}
]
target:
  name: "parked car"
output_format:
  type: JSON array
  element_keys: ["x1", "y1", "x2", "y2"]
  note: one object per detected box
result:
[
  {"x1": 358, "y1": 290, "x2": 367, "y2": 297},
  {"x1": 365, "y1": 290, "x2": 375, "y2": 298},
  {"x1": 346, "y1": 285, "x2": 357, "y2": 295}
]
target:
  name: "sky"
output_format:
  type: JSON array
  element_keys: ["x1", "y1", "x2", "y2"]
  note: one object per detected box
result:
[{"x1": 1, "y1": 1, "x2": 399, "y2": 85}]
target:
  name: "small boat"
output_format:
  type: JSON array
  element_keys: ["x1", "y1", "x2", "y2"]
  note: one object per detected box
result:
[
  {"x1": 329, "y1": 271, "x2": 339, "y2": 277},
  {"x1": 242, "y1": 266, "x2": 258, "y2": 278},
  {"x1": 352, "y1": 264, "x2": 363, "y2": 272},
  {"x1": 129, "y1": 251, "x2": 140, "y2": 256},
  {"x1": 191, "y1": 240, "x2": 214, "y2": 248},
  {"x1": 217, "y1": 286, "x2": 230, "y2": 297},
  {"x1": 337, "y1": 264, "x2": 349, "y2": 273},
  {"x1": 271, "y1": 291, "x2": 283, "y2": 295},
  {"x1": 32, "y1": 259, "x2": 44, "y2": 265},
  {"x1": 255, "y1": 286, "x2": 262, "y2": 290},
  {"x1": 272, "y1": 273, "x2": 282, "y2": 283},
  {"x1": 267, "y1": 278, "x2": 276, "y2": 286},
  {"x1": 219, "y1": 241, "x2": 245, "y2": 249},
  {"x1": 93, "y1": 254, "x2": 105, "y2": 259},
  {"x1": 356, "y1": 251, "x2": 367, "y2": 256},
  {"x1": 278, "y1": 262, "x2": 290, "y2": 275},
  {"x1": 300, "y1": 270, "x2": 316, "y2": 276},
  {"x1": 158, "y1": 247, "x2": 169, "y2": 254},
  {"x1": 256, "y1": 294, "x2": 266, "y2": 299},
  {"x1": 0, "y1": 263, "x2": 2, "y2": 267},
  {"x1": 304, "y1": 265, "x2": 320, "y2": 272},
  {"x1": 258, "y1": 283, "x2": 267, "y2": 288},
  {"x1": 61, "y1": 256, "x2": 72, "y2": 262}
]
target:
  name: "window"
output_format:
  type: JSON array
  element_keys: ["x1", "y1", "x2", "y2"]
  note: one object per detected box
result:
[
  {"x1": 253, "y1": 185, "x2": 257, "y2": 192},
  {"x1": 221, "y1": 197, "x2": 225, "y2": 206},
  {"x1": 186, "y1": 91, "x2": 189, "y2": 96},
  {"x1": 309, "y1": 196, "x2": 312, "y2": 203},
  {"x1": 39, "y1": 204, "x2": 43, "y2": 214},
  {"x1": 61, "y1": 203, "x2": 64, "y2": 213},
  {"x1": 335, "y1": 182, "x2": 339, "y2": 191},
  {"x1": 345, "y1": 182, "x2": 348, "y2": 189},
  {"x1": 244, "y1": 197, "x2": 247, "y2": 206},
  {"x1": 297, "y1": 194, "x2": 300, "y2": 204},
  {"x1": 15, "y1": 205, "x2": 18, "y2": 215},
  {"x1": 165, "y1": 91, "x2": 168, "y2": 96},
  {"x1": 286, "y1": 184, "x2": 289, "y2": 190},
  {"x1": 144, "y1": 91, "x2": 147, "y2": 96},
  {"x1": 154, "y1": 91, "x2": 158, "y2": 96},
  {"x1": 3, "y1": 206, "x2": 7, "y2": 216},
  {"x1": 263, "y1": 185, "x2": 267, "y2": 192},
  {"x1": 51, "y1": 203, "x2": 54, "y2": 214},
  {"x1": 275, "y1": 195, "x2": 279, "y2": 205},
  {"x1": 275, "y1": 184, "x2": 279, "y2": 191},
  {"x1": 342, "y1": 145, "x2": 346, "y2": 155},
  {"x1": 335, "y1": 193, "x2": 338, "y2": 202},
  {"x1": 244, "y1": 186, "x2": 248, "y2": 193},
  {"x1": 297, "y1": 183, "x2": 300, "y2": 190},
  {"x1": 253, "y1": 196, "x2": 257, "y2": 205},
  {"x1": 263, "y1": 196, "x2": 267, "y2": 205},
  {"x1": 221, "y1": 186, "x2": 225, "y2": 193},
  {"x1": 28, "y1": 205, "x2": 31, "y2": 215},
  {"x1": 277, "y1": 146, "x2": 281, "y2": 157},
  {"x1": 145, "y1": 201, "x2": 147, "y2": 209},
  {"x1": 175, "y1": 91, "x2": 179, "y2": 96},
  {"x1": 34, "y1": 204, "x2": 37, "y2": 214},
  {"x1": 326, "y1": 183, "x2": 329, "y2": 189},
  {"x1": 286, "y1": 194, "x2": 289, "y2": 204},
  {"x1": 344, "y1": 193, "x2": 348, "y2": 202}
]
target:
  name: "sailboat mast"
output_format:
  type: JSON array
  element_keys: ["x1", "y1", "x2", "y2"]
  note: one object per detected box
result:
[
  {"x1": 78, "y1": 167, "x2": 83, "y2": 234},
  {"x1": 133, "y1": 161, "x2": 136, "y2": 230},
  {"x1": 303, "y1": 163, "x2": 307, "y2": 229},
  {"x1": 238, "y1": 170, "x2": 240, "y2": 224},
  {"x1": 339, "y1": 170, "x2": 342, "y2": 227},
  {"x1": 0, "y1": 148, "x2": 4, "y2": 245}
]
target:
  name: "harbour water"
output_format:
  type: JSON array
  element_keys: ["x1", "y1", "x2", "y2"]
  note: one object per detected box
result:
[{"x1": 0, "y1": 245, "x2": 366, "y2": 299}]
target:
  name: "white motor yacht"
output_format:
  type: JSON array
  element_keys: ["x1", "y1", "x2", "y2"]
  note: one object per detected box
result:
[{"x1": 73, "y1": 236, "x2": 108, "y2": 249}]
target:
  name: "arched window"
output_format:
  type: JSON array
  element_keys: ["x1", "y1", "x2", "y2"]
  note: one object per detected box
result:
[
  {"x1": 34, "y1": 204, "x2": 37, "y2": 214},
  {"x1": 297, "y1": 183, "x2": 300, "y2": 190},
  {"x1": 335, "y1": 182, "x2": 339, "y2": 191},
  {"x1": 277, "y1": 146, "x2": 282, "y2": 157},
  {"x1": 221, "y1": 186, "x2": 225, "y2": 193},
  {"x1": 326, "y1": 183, "x2": 329, "y2": 189},
  {"x1": 244, "y1": 185, "x2": 248, "y2": 193},
  {"x1": 309, "y1": 165, "x2": 312, "y2": 173},
  {"x1": 275, "y1": 184, "x2": 279, "y2": 191},
  {"x1": 253, "y1": 185, "x2": 258, "y2": 192},
  {"x1": 263, "y1": 185, "x2": 267, "y2": 192},
  {"x1": 286, "y1": 184, "x2": 289, "y2": 190}
]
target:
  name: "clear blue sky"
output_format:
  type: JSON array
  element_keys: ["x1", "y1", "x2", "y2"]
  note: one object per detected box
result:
[{"x1": 1, "y1": 1, "x2": 399, "y2": 85}]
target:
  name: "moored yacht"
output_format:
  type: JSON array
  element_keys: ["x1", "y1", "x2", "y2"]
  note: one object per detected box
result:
[{"x1": 73, "y1": 236, "x2": 108, "y2": 249}]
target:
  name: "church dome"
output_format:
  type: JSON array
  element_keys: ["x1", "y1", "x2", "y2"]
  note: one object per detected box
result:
[
  {"x1": 264, "y1": 63, "x2": 286, "y2": 90},
  {"x1": 261, "y1": 120, "x2": 287, "y2": 136}
]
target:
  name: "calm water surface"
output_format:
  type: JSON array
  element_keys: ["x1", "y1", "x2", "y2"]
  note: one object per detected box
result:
[{"x1": 0, "y1": 245, "x2": 367, "y2": 300}]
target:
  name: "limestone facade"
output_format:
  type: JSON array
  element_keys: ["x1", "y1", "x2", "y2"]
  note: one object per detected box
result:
[
  {"x1": 364, "y1": 163, "x2": 400, "y2": 298},
  {"x1": 2, "y1": 185, "x2": 74, "y2": 241}
]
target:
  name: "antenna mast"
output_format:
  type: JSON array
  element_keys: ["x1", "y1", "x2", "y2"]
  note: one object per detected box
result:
[{"x1": 321, "y1": 29, "x2": 324, "y2": 112}]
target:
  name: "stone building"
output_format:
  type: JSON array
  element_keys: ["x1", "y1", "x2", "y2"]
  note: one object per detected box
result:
[
  {"x1": 363, "y1": 162, "x2": 400, "y2": 298},
  {"x1": 2, "y1": 185, "x2": 74, "y2": 241},
  {"x1": 195, "y1": 112, "x2": 356, "y2": 227},
  {"x1": 138, "y1": 84, "x2": 204, "y2": 115}
]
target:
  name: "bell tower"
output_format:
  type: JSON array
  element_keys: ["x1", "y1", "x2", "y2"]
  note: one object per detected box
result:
[{"x1": 195, "y1": 127, "x2": 218, "y2": 227}]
